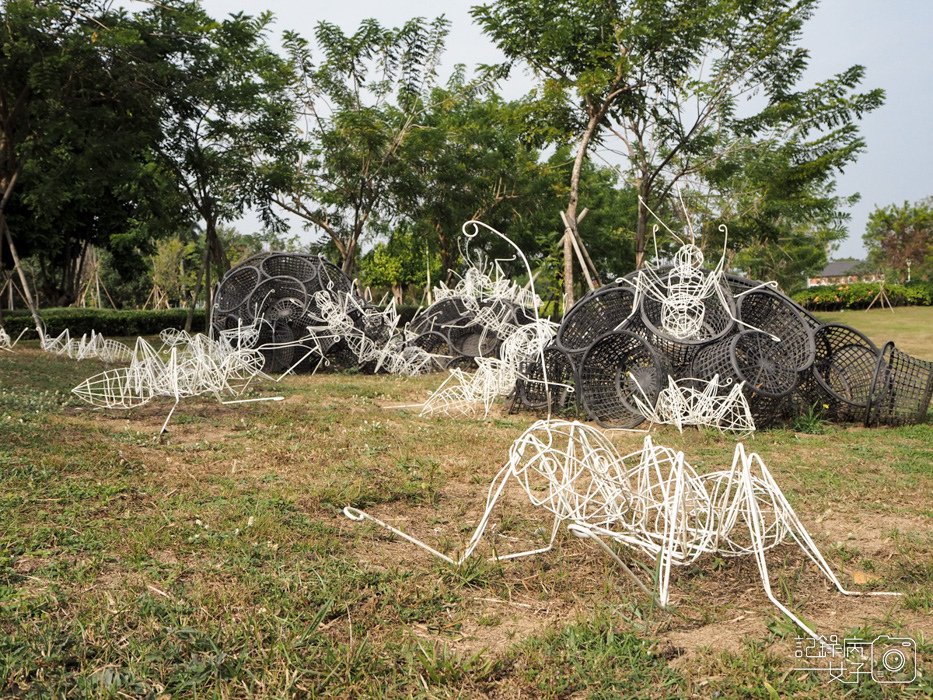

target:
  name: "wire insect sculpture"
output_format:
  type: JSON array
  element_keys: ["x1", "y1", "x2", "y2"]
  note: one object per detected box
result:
[
  {"x1": 0, "y1": 326, "x2": 12, "y2": 352},
  {"x1": 72, "y1": 328, "x2": 280, "y2": 435},
  {"x1": 420, "y1": 319, "x2": 558, "y2": 418},
  {"x1": 312, "y1": 290, "x2": 437, "y2": 377},
  {"x1": 36, "y1": 326, "x2": 133, "y2": 364},
  {"x1": 344, "y1": 419, "x2": 898, "y2": 645},
  {"x1": 417, "y1": 221, "x2": 565, "y2": 418},
  {"x1": 630, "y1": 373, "x2": 757, "y2": 436},
  {"x1": 621, "y1": 198, "x2": 777, "y2": 342}
]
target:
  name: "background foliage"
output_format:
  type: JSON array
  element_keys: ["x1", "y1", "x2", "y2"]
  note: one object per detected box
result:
[{"x1": 0, "y1": 0, "x2": 909, "y2": 322}]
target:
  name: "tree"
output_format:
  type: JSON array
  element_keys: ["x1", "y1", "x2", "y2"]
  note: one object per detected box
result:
[
  {"x1": 393, "y1": 77, "x2": 544, "y2": 278},
  {"x1": 359, "y1": 230, "x2": 437, "y2": 304},
  {"x1": 863, "y1": 198, "x2": 933, "y2": 282},
  {"x1": 151, "y1": 237, "x2": 198, "y2": 307},
  {"x1": 277, "y1": 16, "x2": 449, "y2": 275},
  {"x1": 0, "y1": 0, "x2": 171, "y2": 318},
  {"x1": 473, "y1": 0, "x2": 882, "y2": 303},
  {"x1": 142, "y1": 2, "x2": 301, "y2": 328},
  {"x1": 699, "y1": 108, "x2": 871, "y2": 292}
]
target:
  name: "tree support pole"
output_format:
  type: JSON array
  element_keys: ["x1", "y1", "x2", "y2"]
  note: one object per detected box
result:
[
  {"x1": 0, "y1": 168, "x2": 42, "y2": 331},
  {"x1": 569, "y1": 209, "x2": 602, "y2": 287},
  {"x1": 561, "y1": 211, "x2": 595, "y2": 293}
]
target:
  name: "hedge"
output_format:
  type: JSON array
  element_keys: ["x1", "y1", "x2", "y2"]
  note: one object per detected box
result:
[
  {"x1": 0, "y1": 308, "x2": 207, "y2": 338},
  {"x1": 792, "y1": 281, "x2": 933, "y2": 311}
]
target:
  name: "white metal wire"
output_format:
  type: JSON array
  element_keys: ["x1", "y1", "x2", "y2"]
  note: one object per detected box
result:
[
  {"x1": 312, "y1": 291, "x2": 437, "y2": 376},
  {"x1": 419, "y1": 319, "x2": 558, "y2": 418},
  {"x1": 418, "y1": 220, "x2": 559, "y2": 418},
  {"x1": 36, "y1": 326, "x2": 133, "y2": 364},
  {"x1": 622, "y1": 202, "x2": 777, "y2": 342},
  {"x1": 72, "y1": 329, "x2": 279, "y2": 434},
  {"x1": 345, "y1": 419, "x2": 899, "y2": 645},
  {"x1": 630, "y1": 373, "x2": 757, "y2": 436}
]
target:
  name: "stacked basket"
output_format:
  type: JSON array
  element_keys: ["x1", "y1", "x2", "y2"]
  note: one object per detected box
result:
[
  {"x1": 408, "y1": 296, "x2": 536, "y2": 369},
  {"x1": 514, "y1": 269, "x2": 932, "y2": 430},
  {"x1": 212, "y1": 252, "x2": 398, "y2": 374}
]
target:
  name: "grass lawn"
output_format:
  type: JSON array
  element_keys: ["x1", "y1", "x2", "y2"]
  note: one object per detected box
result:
[
  {"x1": 814, "y1": 306, "x2": 933, "y2": 360},
  {"x1": 1, "y1": 319, "x2": 931, "y2": 697}
]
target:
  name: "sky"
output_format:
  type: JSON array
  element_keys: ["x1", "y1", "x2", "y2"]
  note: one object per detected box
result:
[{"x1": 188, "y1": 0, "x2": 933, "y2": 261}]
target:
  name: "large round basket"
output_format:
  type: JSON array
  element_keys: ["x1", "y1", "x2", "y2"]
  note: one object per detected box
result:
[
  {"x1": 554, "y1": 283, "x2": 636, "y2": 356},
  {"x1": 578, "y1": 330, "x2": 668, "y2": 428},
  {"x1": 866, "y1": 342, "x2": 933, "y2": 426}
]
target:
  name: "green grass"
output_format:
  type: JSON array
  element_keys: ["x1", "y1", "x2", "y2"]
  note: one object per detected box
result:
[
  {"x1": 815, "y1": 306, "x2": 933, "y2": 359},
  {"x1": 0, "y1": 337, "x2": 931, "y2": 697}
]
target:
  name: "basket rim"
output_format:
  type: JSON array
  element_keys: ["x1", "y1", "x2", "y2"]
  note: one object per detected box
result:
[
  {"x1": 736, "y1": 286, "x2": 817, "y2": 371},
  {"x1": 638, "y1": 273, "x2": 736, "y2": 347},
  {"x1": 554, "y1": 282, "x2": 636, "y2": 355},
  {"x1": 811, "y1": 322, "x2": 880, "y2": 408},
  {"x1": 577, "y1": 328, "x2": 668, "y2": 428}
]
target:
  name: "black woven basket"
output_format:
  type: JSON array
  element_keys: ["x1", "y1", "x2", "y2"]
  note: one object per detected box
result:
[
  {"x1": 690, "y1": 330, "x2": 798, "y2": 427},
  {"x1": 315, "y1": 259, "x2": 354, "y2": 295},
  {"x1": 866, "y1": 342, "x2": 933, "y2": 426},
  {"x1": 446, "y1": 321, "x2": 500, "y2": 359},
  {"x1": 213, "y1": 265, "x2": 261, "y2": 317},
  {"x1": 805, "y1": 323, "x2": 881, "y2": 422},
  {"x1": 260, "y1": 253, "x2": 319, "y2": 285},
  {"x1": 257, "y1": 321, "x2": 296, "y2": 374},
  {"x1": 410, "y1": 297, "x2": 472, "y2": 335},
  {"x1": 724, "y1": 272, "x2": 822, "y2": 332},
  {"x1": 724, "y1": 273, "x2": 763, "y2": 297},
  {"x1": 514, "y1": 345, "x2": 576, "y2": 412},
  {"x1": 410, "y1": 331, "x2": 453, "y2": 370},
  {"x1": 578, "y1": 330, "x2": 668, "y2": 428},
  {"x1": 252, "y1": 275, "x2": 309, "y2": 323},
  {"x1": 736, "y1": 288, "x2": 816, "y2": 371},
  {"x1": 555, "y1": 284, "x2": 636, "y2": 356},
  {"x1": 212, "y1": 252, "x2": 361, "y2": 372}
]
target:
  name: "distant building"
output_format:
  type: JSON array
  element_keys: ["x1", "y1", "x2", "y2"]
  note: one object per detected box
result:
[{"x1": 806, "y1": 259, "x2": 882, "y2": 288}]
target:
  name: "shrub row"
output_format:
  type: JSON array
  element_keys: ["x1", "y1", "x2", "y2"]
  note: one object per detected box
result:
[
  {"x1": 0, "y1": 308, "x2": 207, "y2": 338},
  {"x1": 792, "y1": 281, "x2": 933, "y2": 311}
]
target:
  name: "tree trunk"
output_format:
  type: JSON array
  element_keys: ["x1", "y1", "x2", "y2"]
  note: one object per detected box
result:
[
  {"x1": 0, "y1": 217, "x2": 40, "y2": 330},
  {"x1": 0, "y1": 167, "x2": 41, "y2": 330},
  {"x1": 341, "y1": 228, "x2": 359, "y2": 277},
  {"x1": 435, "y1": 221, "x2": 458, "y2": 284},
  {"x1": 185, "y1": 239, "x2": 209, "y2": 333},
  {"x1": 635, "y1": 179, "x2": 650, "y2": 270},
  {"x1": 202, "y1": 215, "x2": 229, "y2": 333},
  {"x1": 562, "y1": 109, "x2": 602, "y2": 308},
  {"x1": 204, "y1": 246, "x2": 212, "y2": 334}
]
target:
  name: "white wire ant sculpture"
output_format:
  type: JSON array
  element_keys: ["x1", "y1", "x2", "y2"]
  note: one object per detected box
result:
[
  {"x1": 35, "y1": 325, "x2": 133, "y2": 364},
  {"x1": 419, "y1": 318, "x2": 558, "y2": 418},
  {"x1": 433, "y1": 262, "x2": 540, "y2": 314},
  {"x1": 630, "y1": 373, "x2": 757, "y2": 437},
  {"x1": 417, "y1": 221, "x2": 565, "y2": 418},
  {"x1": 1, "y1": 325, "x2": 30, "y2": 351},
  {"x1": 311, "y1": 290, "x2": 437, "y2": 376},
  {"x1": 72, "y1": 327, "x2": 280, "y2": 435},
  {"x1": 622, "y1": 197, "x2": 778, "y2": 341},
  {"x1": 344, "y1": 419, "x2": 898, "y2": 646}
]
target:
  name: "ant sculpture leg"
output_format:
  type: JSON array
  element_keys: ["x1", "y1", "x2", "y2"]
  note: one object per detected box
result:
[
  {"x1": 748, "y1": 451, "x2": 900, "y2": 600},
  {"x1": 344, "y1": 461, "x2": 561, "y2": 567},
  {"x1": 159, "y1": 397, "x2": 181, "y2": 437},
  {"x1": 567, "y1": 523, "x2": 656, "y2": 600},
  {"x1": 733, "y1": 444, "x2": 900, "y2": 646}
]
